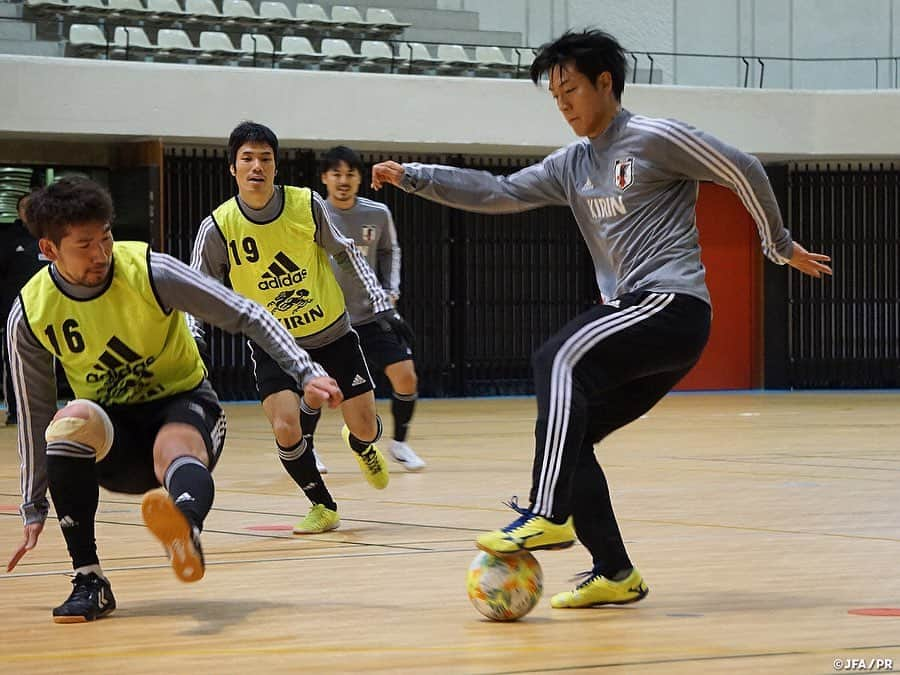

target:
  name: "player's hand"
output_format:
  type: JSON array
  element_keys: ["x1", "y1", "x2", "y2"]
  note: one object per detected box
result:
[
  {"x1": 304, "y1": 376, "x2": 343, "y2": 409},
  {"x1": 788, "y1": 242, "x2": 832, "y2": 278},
  {"x1": 7, "y1": 522, "x2": 44, "y2": 572},
  {"x1": 375, "y1": 310, "x2": 416, "y2": 349},
  {"x1": 371, "y1": 161, "x2": 405, "y2": 190}
]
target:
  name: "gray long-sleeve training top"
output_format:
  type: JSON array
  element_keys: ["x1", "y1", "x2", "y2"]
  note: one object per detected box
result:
[
  {"x1": 8, "y1": 251, "x2": 328, "y2": 525},
  {"x1": 399, "y1": 108, "x2": 795, "y2": 306},
  {"x1": 324, "y1": 196, "x2": 401, "y2": 326}
]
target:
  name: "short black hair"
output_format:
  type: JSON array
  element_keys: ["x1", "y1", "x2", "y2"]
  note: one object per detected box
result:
[
  {"x1": 319, "y1": 146, "x2": 363, "y2": 176},
  {"x1": 25, "y1": 177, "x2": 115, "y2": 244},
  {"x1": 530, "y1": 29, "x2": 628, "y2": 101},
  {"x1": 228, "y1": 121, "x2": 279, "y2": 167}
]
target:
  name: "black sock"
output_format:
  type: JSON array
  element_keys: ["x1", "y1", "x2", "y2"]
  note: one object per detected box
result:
[
  {"x1": 164, "y1": 457, "x2": 215, "y2": 531},
  {"x1": 347, "y1": 416, "x2": 383, "y2": 454},
  {"x1": 278, "y1": 439, "x2": 336, "y2": 510},
  {"x1": 391, "y1": 392, "x2": 417, "y2": 443},
  {"x1": 47, "y1": 454, "x2": 99, "y2": 569},
  {"x1": 300, "y1": 397, "x2": 321, "y2": 443}
]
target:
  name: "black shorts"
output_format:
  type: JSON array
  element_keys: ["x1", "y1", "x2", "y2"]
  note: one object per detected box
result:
[
  {"x1": 251, "y1": 330, "x2": 374, "y2": 402},
  {"x1": 355, "y1": 321, "x2": 414, "y2": 371},
  {"x1": 96, "y1": 382, "x2": 226, "y2": 495}
]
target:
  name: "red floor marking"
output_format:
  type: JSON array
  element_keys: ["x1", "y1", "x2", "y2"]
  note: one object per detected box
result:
[
  {"x1": 0, "y1": 505, "x2": 19, "y2": 512},
  {"x1": 245, "y1": 524, "x2": 293, "y2": 531},
  {"x1": 849, "y1": 608, "x2": 900, "y2": 617}
]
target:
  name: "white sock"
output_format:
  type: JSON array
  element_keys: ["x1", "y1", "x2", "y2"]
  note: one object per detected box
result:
[{"x1": 74, "y1": 563, "x2": 105, "y2": 580}]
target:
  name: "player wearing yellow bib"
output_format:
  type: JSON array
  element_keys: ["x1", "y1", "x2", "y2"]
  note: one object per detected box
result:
[
  {"x1": 6, "y1": 178, "x2": 340, "y2": 623},
  {"x1": 192, "y1": 122, "x2": 401, "y2": 535}
]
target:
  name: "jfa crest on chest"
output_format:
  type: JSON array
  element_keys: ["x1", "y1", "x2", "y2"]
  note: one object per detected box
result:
[
  {"x1": 613, "y1": 157, "x2": 635, "y2": 190},
  {"x1": 360, "y1": 226, "x2": 377, "y2": 242}
]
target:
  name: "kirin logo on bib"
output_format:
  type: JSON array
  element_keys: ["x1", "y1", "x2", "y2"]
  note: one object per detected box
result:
[{"x1": 614, "y1": 157, "x2": 635, "y2": 191}]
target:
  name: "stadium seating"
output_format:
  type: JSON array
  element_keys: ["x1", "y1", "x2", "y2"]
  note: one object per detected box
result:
[
  {"x1": 112, "y1": 24, "x2": 154, "y2": 58},
  {"x1": 278, "y1": 35, "x2": 322, "y2": 68},
  {"x1": 359, "y1": 39, "x2": 396, "y2": 72},
  {"x1": 319, "y1": 37, "x2": 362, "y2": 70},
  {"x1": 26, "y1": 1, "x2": 530, "y2": 79},
  {"x1": 67, "y1": 22, "x2": 107, "y2": 57}
]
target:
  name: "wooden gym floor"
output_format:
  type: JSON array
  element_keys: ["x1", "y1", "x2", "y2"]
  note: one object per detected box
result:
[{"x1": 1, "y1": 392, "x2": 899, "y2": 674}]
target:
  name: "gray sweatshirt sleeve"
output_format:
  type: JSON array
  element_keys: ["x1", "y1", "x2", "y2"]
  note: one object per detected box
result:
[
  {"x1": 628, "y1": 116, "x2": 794, "y2": 264},
  {"x1": 311, "y1": 192, "x2": 392, "y2": 314},
  {"x1": 187, "y1": 215, "x2": 231, "y2": 337},
  {"x1": 7, "y1": 297, "x2": 57, "y2": 525},
  {"x1": 190, "y1": 215, "x2": 230, "y2": 281},
  {"x1": 377, "y1": 207, "x2": 401, "y2": 297},
  {"x1": 149, "y1": 252, "x2": 328, "y2": 386},
  {"x1": 399, "y1": 154, "x2": 569, "y2": 214}
]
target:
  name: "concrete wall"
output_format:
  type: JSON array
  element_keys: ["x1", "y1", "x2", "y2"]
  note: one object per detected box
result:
[
  {"x1": 1, "y1": 54, "x2": 898, "y2": 161},
  {"x1": 439, "y1": 0, "x2": 900, "y2": 88}
]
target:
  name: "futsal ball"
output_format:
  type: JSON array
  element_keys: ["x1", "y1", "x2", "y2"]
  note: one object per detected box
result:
[{"x1": 466, "y1": 550, "x2": 543, "y2": 621}]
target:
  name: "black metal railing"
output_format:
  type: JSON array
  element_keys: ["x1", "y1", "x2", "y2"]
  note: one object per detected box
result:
[
  {"x1": 774, "y1": 163, "x2": 900, "y2": 388},
  {"x1": 3, "y1": 11, "x2": 899, "y2": 88}
]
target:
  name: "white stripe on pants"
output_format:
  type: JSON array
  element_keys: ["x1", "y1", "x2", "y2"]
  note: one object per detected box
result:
[{"x1": 533, "y1": 293, "x2": 675, "y2": 516}]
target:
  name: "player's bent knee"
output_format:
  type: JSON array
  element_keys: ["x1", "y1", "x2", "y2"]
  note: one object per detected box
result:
[
  {"x1": 271, "y1": 417, "x2": 302, "y2": 446},
  {"x1": 386, "y1": 361, "x2": 417, "y2": 391},
  {"x1": 45, "y1": 399, "x2": 114, "y2": 461}
]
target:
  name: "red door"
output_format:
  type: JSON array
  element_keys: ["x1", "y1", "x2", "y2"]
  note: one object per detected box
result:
[{"x1": 676, "y1": 184, "x2": 763, "y2": 390}]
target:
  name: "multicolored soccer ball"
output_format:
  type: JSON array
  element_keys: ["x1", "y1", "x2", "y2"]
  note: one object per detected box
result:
[{"x1": 466, "y1": 550, "x2": 543, "y2": 621}]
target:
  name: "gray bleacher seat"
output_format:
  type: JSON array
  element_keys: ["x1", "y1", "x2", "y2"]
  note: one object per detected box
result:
[
  {"x1": 437, "y1": 43, "x2": 474, "y2": 73},
  {"x1": 222, "y1": 0, "x2": 264, "y2": 28},
  {"x1": 240, "y1": 33, "x2": 275, "y2": 66},
  {"x1": 278, "y1": 34, "x2": 322, "y2": 68},
  {"x1": 294, "y1": 3, "x2": 335, "y2": 30},
  {"x1": 198, "y1": 30, "x2": 241, "y2": 59},
  {"x1": 512, "y1": 47, "x2": 535, "y2": 74},
  {"x1": 146, "y1": 0, "x2": 186, "y2": 19},
  {"x1": 112, "y1": 25, "x2": 155, "y2": 58},
  {"x1": 359, "y1": 39, "x2": 395, "y2": 72},
  {"x1": 330, "y1": 4, "x2": 368, "y2": 30},
  {"x1": 108, "y1": 0, "x2": 150, "y2": 19},
  {"x1": 156, "y1": 27, "x2": 202, "y2": 58},
  {"x1": 185, "y1": 0, "x2": 221, "y2": 20},
  {"x1": 320, "y1": 37, "x2": 361, "y2": 69},
  {"x1": 69, "y1": 0, "x2": 106, "y2": 9},
  {"x1": 475, "y1": 46, "x2": 514, "y2": 76},
  {"x1": 24, "y1": 0, "x2": 70, "y2": 16},
  {"x1": 365, "y1": 7, "x2": 409, "y2": 31},
  {"x1": 259, "y1": 1, "x2": 295, "y2": 26},
  {"x1": 68, "y1": 0, "x2": 108, "y2": 19},
  {"x1": 241, "y1": 33, "x2": 274, "y2": 53},
  {"x1": 68, "y1": 22, "x2": 108, "y2": 57},
  {"x1": 401, "y1": 41, "x2": 441, "y2": 73}
]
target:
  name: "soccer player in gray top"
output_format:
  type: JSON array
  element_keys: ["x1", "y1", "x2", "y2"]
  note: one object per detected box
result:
[
  {"x1": 372, "y1": 30, "x2": 831, "y2": 608},
  {"x1": 320, "y1": 146, "x2": 426, "y2": 471}
]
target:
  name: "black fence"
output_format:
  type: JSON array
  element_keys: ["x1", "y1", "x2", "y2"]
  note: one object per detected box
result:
[
  {"x1": 163, "y1": 147, "x2": 596, "y2": 399},
  {"x1": 766, "y1": 163, "x2": 900, "y2": 389}
]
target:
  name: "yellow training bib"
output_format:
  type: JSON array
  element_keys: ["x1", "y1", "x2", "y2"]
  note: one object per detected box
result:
[
  {"x1": 20, "y1": 241, "x2": 205, "y2": 405},
  {"x1": 212, "y1": 187, "x2": 346, "y2": 338}
]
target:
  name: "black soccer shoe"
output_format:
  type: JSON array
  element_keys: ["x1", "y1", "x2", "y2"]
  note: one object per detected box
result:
[{"x1": 52, "y1": 572, "x2": 116, "y2": 623}]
